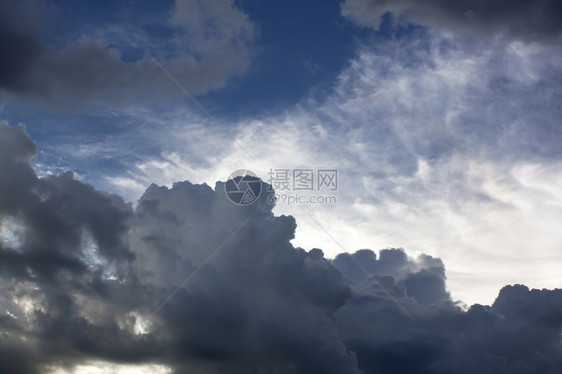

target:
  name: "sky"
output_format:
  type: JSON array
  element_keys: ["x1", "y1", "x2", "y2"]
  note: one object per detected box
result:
[{"x1": 1, "y1": 0, "x2": 562, "y2": 373}]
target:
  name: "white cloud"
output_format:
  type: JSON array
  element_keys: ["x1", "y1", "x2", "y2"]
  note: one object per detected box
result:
[
  {"x1": 46, "y1": 362, "x2": 172, "y2": 374},
  {"x1": 87, "y1": 30, "x2": 562, "y2": 306}
]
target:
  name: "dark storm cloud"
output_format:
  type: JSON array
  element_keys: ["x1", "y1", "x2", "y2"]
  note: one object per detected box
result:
[
  {"x1": 129, "y1": 180, "x2": 362, "y2": 373},
  {"x1": 334, "y1": 252, "x2": 562, "y2": 373},
  {"x1": 0, "y1": 123, "x2": 134, "y2": 281},
  {"x1": 0, "y1": 0, "x2": 257, "y2": 107},
  {"x1": 0, "y1": 0, "x2": 44, "y2": 92},
  {"x1": 0, "y1": 123, "x2": 361, "y2": 374},
  {"x1": 333, "y1": 249, "x2": 451, "y2": 307},
  {"x1": 342, "y1": 0, "x2": 562, "y2": 43},
  {"x1": 1, "y1": 123, "x2": 562, "y2": 373},
  {"x1": 337, "y1": 284, "x2": 562, "y2": 374},
  {"x1": 0, "y1": 123, "x2": 159, "y2": 372}
]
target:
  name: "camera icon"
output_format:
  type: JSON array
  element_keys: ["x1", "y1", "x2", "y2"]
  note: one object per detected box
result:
[{"x1": 224, "y1": 169, "x2": 262, "y2": 206}]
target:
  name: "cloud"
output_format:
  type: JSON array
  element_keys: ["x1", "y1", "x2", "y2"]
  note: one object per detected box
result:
[
  {"x1": 1, "y1": 123, "x2": 562, "y2": 373},
  {"x1": 0, "y1": 123, "x2": 154, "y2": 372},
  {"x1": 39, "y1": 22, "x2": 560, "y2": 309},
  {"x1": 0, "y1": 123, "x2": 360, "y2": 373},
  {"x1": 342, "y1": 0, "x2": 562, "y2": 44},
  {"x1": 333, "y1": 248, "x2": 450, "y2": 306},
  {"x1": 0, "y1": 0, "x2": 44, "y2": 93},
  {"x1": 85, "y1": 27, "x2": 562, "y2": 307},
  {"x1": 0, "y1": 0, "x2": 257, "y2": 107},
  {"x1": 338, "y1": 283, "x2": 562, "y2": 373}
]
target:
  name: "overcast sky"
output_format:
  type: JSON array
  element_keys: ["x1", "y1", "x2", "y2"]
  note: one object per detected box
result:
[{"x1": 1, "y1": 1, "x2": 562, "y2": 373}]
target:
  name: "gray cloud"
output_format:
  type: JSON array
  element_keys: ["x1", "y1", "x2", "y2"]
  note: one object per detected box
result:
[
  {"x1": 0, "y1": 0, "x2": 257, "y2": 108},
  {"x1": 333, "y1": 249, "x2": 451, "y2": 307},
  {"x1": 0, "y1": 0, "x2": 44, "y2": 93},
  {"x1": 1, "y1": 123, "x2": 561, "y2": 373},
  {"x1": 342, "y1": 0, "x2": 562, "y2": 44}
]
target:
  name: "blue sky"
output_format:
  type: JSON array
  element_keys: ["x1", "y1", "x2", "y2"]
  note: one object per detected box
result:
[{"x1": 1, "y1": 1, "x2": 562, "y2": 372}]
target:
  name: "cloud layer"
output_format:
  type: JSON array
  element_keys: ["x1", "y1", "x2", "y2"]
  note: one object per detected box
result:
[
  {"x1": 342, "y1": 0, "x2": 562, "y2": 44},
  {"x1": 0, "y1": 0, "x2": 257, "y2": 107},
  {"x1": 1, "y1": 124, "x2": 561, "y2": 373}
]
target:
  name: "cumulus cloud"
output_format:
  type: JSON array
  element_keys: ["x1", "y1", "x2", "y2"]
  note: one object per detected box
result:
[
  {"x1": 0, "y1": 122, "x2": 360, "y2": 373},
  {"x1": 342, "y1": 0, "x2": 562, "y2": 44},
  {"x1": 1, "y1": 123, "x2": 561, "y2": 373},
  {"x1": 0, "y1": 0, "x2": 257, "y2": 107}
]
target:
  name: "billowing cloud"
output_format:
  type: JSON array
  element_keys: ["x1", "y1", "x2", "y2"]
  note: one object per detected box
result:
[
  {"x1": 1, "y1": 123, "x2": 561, "y2": 373},
  {"x1": 0, "y1": 0, "x2": 257, "y2": 107},
  {"x1": 342, "y1": 0, "x2": 562, "y2": 44},
  {"x1": 0, "y1": 122, "x2": 360, "y2": 373}
]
